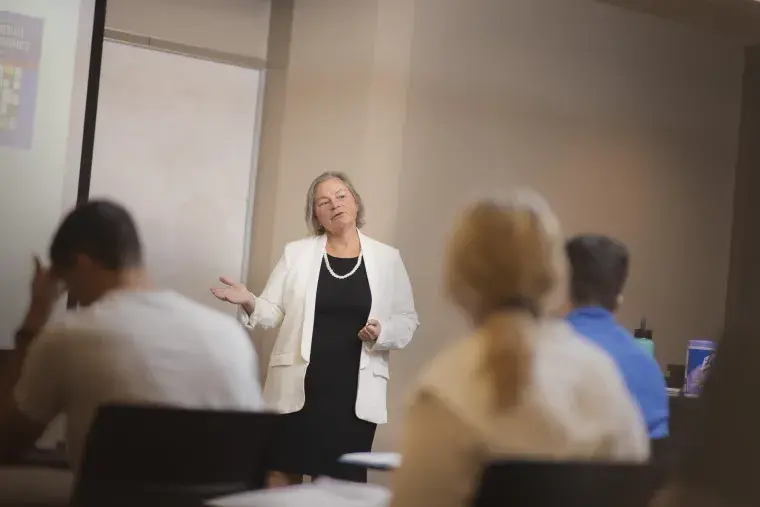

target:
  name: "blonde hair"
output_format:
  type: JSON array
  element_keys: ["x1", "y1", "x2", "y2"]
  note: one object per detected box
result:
[
  {"x1": 304, "y1": 171, "x2": 366, "y2": 235},
  {"x1": 444, "y1": 193, "x2": 566, "y2": 409}
]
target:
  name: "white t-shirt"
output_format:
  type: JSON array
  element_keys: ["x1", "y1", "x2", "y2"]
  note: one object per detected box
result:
[{"x1": 13, "y1": 289, "x2": 264, "y2": 470}]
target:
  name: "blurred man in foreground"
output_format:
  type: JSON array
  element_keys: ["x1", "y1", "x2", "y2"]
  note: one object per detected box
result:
[{"x1": 0, "y1": 200, "x2": 263, "y2": 472}]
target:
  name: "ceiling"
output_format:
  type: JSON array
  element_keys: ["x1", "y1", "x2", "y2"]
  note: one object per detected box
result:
[{"x1": 595, "y1": 0, "x2": 760, "y2": 44}]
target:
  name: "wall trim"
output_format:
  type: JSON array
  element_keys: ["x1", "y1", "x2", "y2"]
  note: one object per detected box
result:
[
  {"x1": 240, "y1": 69, "x2": 267, "y2": 285},
  {"x1": 103, "y1": 28, "x2": 266, "y2": 69}
]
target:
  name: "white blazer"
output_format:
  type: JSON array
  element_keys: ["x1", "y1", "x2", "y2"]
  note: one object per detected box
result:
[{"x1": 241, "y1": 231, "x2": 419, "y2": 424}]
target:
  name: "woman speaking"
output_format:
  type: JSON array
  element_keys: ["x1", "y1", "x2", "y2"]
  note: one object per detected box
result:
[{"x1": 211, "y1": 171, "x2": 419, "y2": 484}]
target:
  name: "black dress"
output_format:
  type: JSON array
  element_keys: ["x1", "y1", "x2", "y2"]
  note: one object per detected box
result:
[{"x1": 269, "y1": 254, "x2": 376, "y2": 482}]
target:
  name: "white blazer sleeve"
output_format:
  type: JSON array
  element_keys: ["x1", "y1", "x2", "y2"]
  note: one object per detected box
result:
[
  {"x1": 371, "y1": 252, "x2": 419, "y2": 351},
  {"x1": 240, "y1": 251, "x2": 288, "y2": 330}
]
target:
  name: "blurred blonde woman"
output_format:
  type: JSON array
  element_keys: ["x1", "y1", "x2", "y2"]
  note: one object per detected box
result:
[{"x1": 390, "y1": 194, "x2": 648, "y2": 507}]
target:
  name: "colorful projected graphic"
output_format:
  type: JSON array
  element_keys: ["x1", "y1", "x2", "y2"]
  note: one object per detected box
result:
[{"x1": 0, "y1": 11, "x2": 44, "y2": 150}]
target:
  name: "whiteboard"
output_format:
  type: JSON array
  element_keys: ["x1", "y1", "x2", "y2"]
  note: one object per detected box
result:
[{"x1": 89, "y1": 41, "x2": 261, "y2": 315}]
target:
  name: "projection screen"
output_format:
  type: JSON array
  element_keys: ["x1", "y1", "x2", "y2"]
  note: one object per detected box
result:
[{"x1": 0, "y1": 0, "x2": 104, "y2": 348}]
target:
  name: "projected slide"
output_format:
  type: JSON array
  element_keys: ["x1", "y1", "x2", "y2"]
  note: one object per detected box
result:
[
  {"x1": 0, "y1": 0, "x2": 97, "y2": 349},
  {"x1": 0, "y1": 11, "x2": 44, "y2": 150}
]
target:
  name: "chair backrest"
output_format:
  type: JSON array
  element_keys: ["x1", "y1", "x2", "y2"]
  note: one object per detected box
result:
[
  {"x1": 472, "y1": 460, "x2": 665, "y2": 507},
  {"x1": 651, "y1": 436, "x2": 673, "y2": 470},
  {"x1": 71, "y1": 404, "x2": 278, "y2": 506}
]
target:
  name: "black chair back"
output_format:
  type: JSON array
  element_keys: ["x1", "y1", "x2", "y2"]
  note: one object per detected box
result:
[
  {"x1": 472, "y1": 459, "x2": 665, "y2": 507},
  {"x1": 651, "y1": 436, "x2": 673, "y2": 470},
  {"x1": 71, "y1": 404, "x2": 278, "y2": 506}
]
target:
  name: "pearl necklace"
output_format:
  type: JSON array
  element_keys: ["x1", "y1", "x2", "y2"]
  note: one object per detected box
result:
[{"x1": 323, "y1": 250, "x2": 363, "y2": 280}]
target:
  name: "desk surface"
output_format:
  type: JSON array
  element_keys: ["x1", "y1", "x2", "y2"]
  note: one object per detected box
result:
[
  {"x1": 17, "y1": 447, "x2": 69, "y2": 470},
  {"x1": 0, "y1": 466, "x2": 73, "y2": 507},
  {"x1": 208, "y1": 478, "x2": 390, "y2": 507}
]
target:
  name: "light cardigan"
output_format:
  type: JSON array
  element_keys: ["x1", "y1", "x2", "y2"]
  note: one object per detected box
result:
[{"x1": 390, "y1": 318, "x2": 649, "y2": 507}]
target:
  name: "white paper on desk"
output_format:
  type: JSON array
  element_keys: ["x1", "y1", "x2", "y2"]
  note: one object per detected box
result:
[
  {"x1": 207, "y1": 478, "x2": 391, "y2": 507},
  {"x1": 339, "y1": 452, "x2": 402, "y2": 469}
]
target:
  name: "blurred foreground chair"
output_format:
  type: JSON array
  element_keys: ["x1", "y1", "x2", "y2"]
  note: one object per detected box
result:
[
  {"x1": 71, "y1": 404, "x2": 278, "y2": 507},
  {"x1": 472, "y1": 459, "x2": 665, "y2": 507}
]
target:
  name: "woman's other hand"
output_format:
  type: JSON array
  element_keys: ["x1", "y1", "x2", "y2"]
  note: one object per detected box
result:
[
  {"x1": 358, "y1": 319, "x2": 381, "y2": 342},
  {"x1": 211, "y1": 276, "x2": 255, "y2": 314}
]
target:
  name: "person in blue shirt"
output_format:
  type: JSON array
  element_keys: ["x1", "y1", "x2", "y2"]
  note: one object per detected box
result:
[{"x1": 565, "y1": 235, "x2": 669, "y2": 439}]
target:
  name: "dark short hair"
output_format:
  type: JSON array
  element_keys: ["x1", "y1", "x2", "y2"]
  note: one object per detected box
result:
[
  {"x1": 50, "y1": 200, "x2": 143, "y2": 271},
  {"x1": 565, "y1": 235, "x2": 629, "y2": 311}
]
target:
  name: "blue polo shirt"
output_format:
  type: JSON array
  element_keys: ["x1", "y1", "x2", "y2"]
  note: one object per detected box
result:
[{"x1": 567, "y1": 307, "x2": 669, "y2": 439}]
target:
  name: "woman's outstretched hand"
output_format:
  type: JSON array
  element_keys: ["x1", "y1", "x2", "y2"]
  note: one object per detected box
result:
[{"x1": 211, "y1": 276, "x2": 255, "y2": 314}]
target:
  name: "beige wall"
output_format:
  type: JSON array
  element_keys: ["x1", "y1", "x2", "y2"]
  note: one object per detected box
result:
[
  {"x1": 101, "y1": 0, "x2": 746, "y2": 468},
  {"x1": 397, "y1": 0, "x2": 742, "y2": 372},
  {"x1": 254, "y1": 0, "x2": 744, "y2": 463}
]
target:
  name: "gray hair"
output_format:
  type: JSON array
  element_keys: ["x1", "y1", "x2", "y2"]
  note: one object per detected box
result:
[{"x1": 304, "y1": 171, "x2": 365, "y2": 235}]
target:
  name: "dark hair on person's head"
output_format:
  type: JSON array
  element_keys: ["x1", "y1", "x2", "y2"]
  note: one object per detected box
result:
[
  {"x1": 565, "y1": 235, "x2": 629, "y2": 311},
  {"x1": 49, "y1": 200, "x2": 143, "y2": 271}
]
